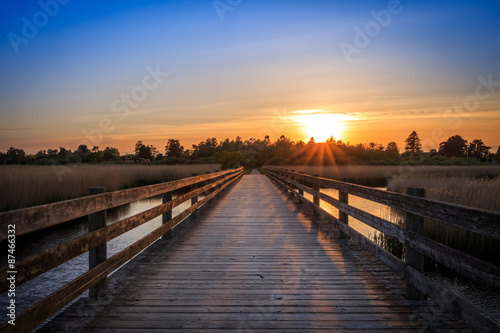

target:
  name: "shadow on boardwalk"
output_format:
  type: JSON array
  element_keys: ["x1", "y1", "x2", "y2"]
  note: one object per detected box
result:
[{"x1": 40, "y1": 173, "x2": 471, "y2": 332}]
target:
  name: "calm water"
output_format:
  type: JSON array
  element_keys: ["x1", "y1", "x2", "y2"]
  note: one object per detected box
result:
[
  {"x1": 0, "y1": 193, "x2": 201, "y2": 317},
  {"x1": 1, "y1": 185, "x2": 394, "y2": 321},
  {"x1": 304, "y1": 187, "x2": 394, "y2": 240}
]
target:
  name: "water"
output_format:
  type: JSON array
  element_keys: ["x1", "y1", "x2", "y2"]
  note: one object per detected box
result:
[
  {"x1": 1, "y1": 185, "x2": 395, "y2": 322},
  {"x1": 303, "y1": 187, "x2": 396, "y2": 240},
  {"x1": 0, "y1": 192, "x2": 201, "y2": 318}
]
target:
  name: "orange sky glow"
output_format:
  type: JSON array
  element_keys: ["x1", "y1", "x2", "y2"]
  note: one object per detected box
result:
[{"x1": 1, "y1": 1, "x2": 499, "y2": 154}]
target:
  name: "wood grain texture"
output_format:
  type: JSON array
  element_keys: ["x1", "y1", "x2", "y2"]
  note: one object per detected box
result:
[
  {"x1": 0, "y1": 169, "x2": 242, "y2": 240},
  {"x1": 40, "y1": 173, "x2": 470, "y2": 332},
  {"x1": 0, "y1": 170, "x2": 243, "y2": 333},
  {"x1": 268, "y1": 168, "x2": 500, "y2": 291},
  {"x1": 268, "y1": 168, "x2": 500, "y2": 240}
]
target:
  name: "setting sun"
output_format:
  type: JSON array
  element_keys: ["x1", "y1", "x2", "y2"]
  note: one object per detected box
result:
[{"x1": 298, "y1": 113, "x2": 345, "y2": 142}]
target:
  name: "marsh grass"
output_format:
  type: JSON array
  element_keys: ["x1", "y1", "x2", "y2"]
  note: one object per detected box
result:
[
  {"x1": 387, "y1": 174, "x2": 500, "y2": 266},
  {"x1": 277, "y1": 165, "x2": 500, "y2": 187},
  {"x1": 280, "y1": 164, "x2": 500, "y2": 265},
  {"x1": 0, "y1": 164, "x2": 220, "y2": 212}
]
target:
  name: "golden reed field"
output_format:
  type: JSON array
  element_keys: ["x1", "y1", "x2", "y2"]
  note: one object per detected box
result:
[{"x1": 0, "y1": 164, "x2": 220, "y2": 212}]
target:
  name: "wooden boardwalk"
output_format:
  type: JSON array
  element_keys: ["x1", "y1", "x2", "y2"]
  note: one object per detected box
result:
[{"x1": 41, "y1": 172, "x2": 469, "y2": 332}]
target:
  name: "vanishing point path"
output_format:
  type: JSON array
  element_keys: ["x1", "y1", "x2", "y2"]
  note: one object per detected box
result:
[{"x1": 42, "y1": 171, "x2": 469, "y2": 332}]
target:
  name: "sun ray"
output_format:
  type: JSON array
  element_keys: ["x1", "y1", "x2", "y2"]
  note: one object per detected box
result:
[{"x1": 295, "y1": 112, "x2": 346, "y2": 143}]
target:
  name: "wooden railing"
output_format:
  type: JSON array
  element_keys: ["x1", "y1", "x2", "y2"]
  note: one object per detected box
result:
[
  {"x1": 0, "y1": 167, "x2": 244, "y2": 333},
  {"x1": 265, "y1": 167, "x2": 500, "y2": 333}
]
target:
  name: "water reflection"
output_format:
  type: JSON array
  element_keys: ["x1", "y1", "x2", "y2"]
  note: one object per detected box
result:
[
  {"x1": 1, "y1": 185, "x2": 400, "y2": 320},
  {"x1": 0, "y1": 192, "x2": 203, "y2": 317},
  {"x1": 303, "y1": 188, "x2": 396, "y2": 240}
]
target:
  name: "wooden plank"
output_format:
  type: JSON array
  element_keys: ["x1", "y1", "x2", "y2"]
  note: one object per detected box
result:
[
  {"x1": 88, "y1": 187, "x2": 107, "y2": 299},
  {"x1": 269, "y1": 170, "x2": 404, "y2": 276},
  {"x1": 36, "y1": 173, "x2": 469, "y2": 332},
  {"x1": 161, "y1": 177, "x2": 173, "y2": 240},
  {"x1": 0, "y1": 173, "x2": 236, "y2": 293},
  {"x1": 267, "y1": 168, "x2": 500, "y2": 240},
  {"x1": 404, "y1": 188, "x2": 426, "y2": 300},
  {"x1": 268, "y1": 168, "x2": 499, "y2": 332},
  {"x1": 0, "y1": 168, "x2": 243, "y2": 240},
  {"x1": 405, "y1": 266, "x2": 500, "y2": 333},
  {"x1": 269, "y1": 169, "x2": 500, "y2": 291},
  {"x1": 0, "y1": 170, "x2": 243, "y2": 333},
  {"x1": 405, "y1": 229, "x2": 500, "y2": 291}
]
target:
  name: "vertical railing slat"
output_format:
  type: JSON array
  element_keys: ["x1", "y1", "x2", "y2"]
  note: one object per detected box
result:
[
  {"x1": 405, "y1": 187, "x2": 426, "y2": 300},
  {"x1": 162, "y1": 177, "x2": 173, "y2": 240},
  {"x1": 88, "y1": 187, "x2": 107, "y2": 299}
]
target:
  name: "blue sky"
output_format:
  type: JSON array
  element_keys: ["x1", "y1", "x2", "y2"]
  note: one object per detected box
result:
[{"x1": 1, "y1": 0, "x2": 499, "y2": 153}]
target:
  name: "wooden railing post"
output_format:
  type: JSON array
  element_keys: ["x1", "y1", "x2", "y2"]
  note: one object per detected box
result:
[
  {"x1": 162, "y1": 177, "x2": 173, "y2": 240},
  {"x1": 191, "y1": 173, "x2": 198, "y2": 216},
  {"x1": 405, "y1": 187, "x2": 426, "y2": 300},
  {"x1": 298, "y1": 172, "x2": 304, "y2": 196},
  {"x1": 205, "y1": 172, "x2": 212, "y2": 202},
  {"x1": 339, "y1": 177, "x2": 350, "y2": 238},
  {"x1": 284, "y1": 169, "x2": 290, "y2": 192},
  {"x1": 88, "y1": 187, "x2": 107, "y2": 299},
  {"x1": 312, "y1": 173, "x2": 320, "y2": 213},
  {"x1": 290, "y1": 170, "x2": 296, "y2": 193}
]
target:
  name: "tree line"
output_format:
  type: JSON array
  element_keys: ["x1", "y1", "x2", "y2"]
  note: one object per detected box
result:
[{"x1": 1, "y1": 131, "x2": 498, "y2": 168}]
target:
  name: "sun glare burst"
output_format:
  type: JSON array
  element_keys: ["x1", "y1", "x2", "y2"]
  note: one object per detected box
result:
[{"x1": 298, "y1": 113, "x2": 345, "y2": 142}]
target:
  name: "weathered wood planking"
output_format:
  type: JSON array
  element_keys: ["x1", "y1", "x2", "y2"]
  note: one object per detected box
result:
[
  {"x1": 0, "y1": 169, "x2": 244, "y2": 333},
  {"x1": 268, "y1": 168, "x2": 500, "y2": 291},
  {"x1": 267, "y1": 167, "x2": 500, "y2": 333},
  {"x1": 0, "y1": 169, "x2": 241, "y2": 240},
  {"x1": 269, "y1": 168, "x2": 500, "y2": 240},
  {"x1": 0, "y1": 174, "x2": 233, "y2": 293},
  {"x1": 40, "y1": 173, "x2": 470, "y2": 332}
]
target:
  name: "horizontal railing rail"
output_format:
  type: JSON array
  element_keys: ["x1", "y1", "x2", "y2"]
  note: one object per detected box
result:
[
  {"x1": 0, "y1": 169, "x2": 241, "y2": 241},
  {"x1": 265, "y1": 167, "x2": 500, "y2": 333},
  {"x1": 0, "y1": 167, "x2": 244, "y2": 333}
]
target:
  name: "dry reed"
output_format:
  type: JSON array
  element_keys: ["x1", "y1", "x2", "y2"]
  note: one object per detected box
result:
[
  {"x1": 283, "y1": 164, "x2": 500, "y2": 264},
  {"x1": 387, "y1": 172, "x2": 500, "y2": 265},
  {"x1": 280, "y1": 165, "x2": 500, "y2": 187},
  {"x1": 0, "y1": 164, "x2": 220, "y2": 212}
]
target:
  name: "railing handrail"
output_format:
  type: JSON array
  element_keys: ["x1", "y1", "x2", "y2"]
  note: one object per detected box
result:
[
  {"x1": 266, "y1": 167, "x2": 500, "y2": 240},
  {"x1": 265, "y1": 166, "x2": 500, "y2": 333},
  {"x1": 0, "y1": 168, "x2": 242, "y2": 241},
  {"x1": 0, "y1": 167, "x2": 244, "y2": 333}
]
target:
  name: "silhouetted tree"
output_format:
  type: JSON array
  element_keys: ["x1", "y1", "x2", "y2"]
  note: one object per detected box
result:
[
  {"x1": 134, "y1": 141, "x2": 157, "y2": 161},
  {"x1": 165, "y1": 139, "x2": 184, "y2": 157},
  {"x1": 35, "y1": 150, "x2": 47, "y2": 159},
  {"x1": 386, "y1": 142, "x2": 399, "y2": 159},
  {"x1": 274, "y1": 135, "x2": 293, "y2": 149},
  {"x1": 58, "y1": 147, "x2": 68, "y2": 157},
  {"x1": 220, "y1": 151, "x2": 243, "y2": 169},
  {"x1": 404, "y1": 131, "x2": 422, "y2": 154},
  {"x1": 468, "y1": 139, "x2": 491, "y2": 159},
  {"x1": 6, "y1": 147, "x2": 25, "y2": 164},
  {"x1": 386, "y1": 142, "x2": 399, "y2": 153},
  {"x1": 76, "y1": 144, "x2": 90, "y2": 162},
  {"x1": 439, "y1": 135, "x2": 468, "y2": 158},
  {"x1": 47, "y1": 148, "x2": 58, "y2": 158},
  {"x1": 495, "y1": 147, "x2": 500, "y2": 163},
  {"x1": 103, "y1": 147, "x2": 121, "y2": 162},
  {"x1": 192, "y1": 138, "x2": 218, "y2": 158}
]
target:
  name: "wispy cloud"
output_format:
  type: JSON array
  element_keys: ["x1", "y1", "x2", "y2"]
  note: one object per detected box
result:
[{"x1": 0, "y1": 128, "x2": 34, "y2": 131}]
